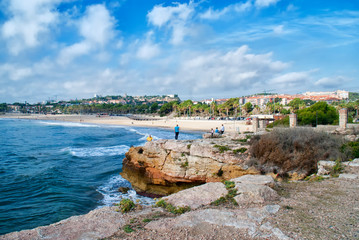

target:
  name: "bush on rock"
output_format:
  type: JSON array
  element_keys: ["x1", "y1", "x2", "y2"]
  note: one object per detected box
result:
[{"x1": 249, "y1": 128, "x2": 344, "y2": 177}]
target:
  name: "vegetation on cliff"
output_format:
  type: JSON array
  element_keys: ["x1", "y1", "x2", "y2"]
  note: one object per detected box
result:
[{"x1": 249, "y1": 128, "x2": 344, "y2": 177}]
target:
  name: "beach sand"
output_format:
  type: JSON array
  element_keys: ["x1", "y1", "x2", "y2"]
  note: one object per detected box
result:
[{"x1": 0, "y1": 114, "x2": 254, "y2": 133}]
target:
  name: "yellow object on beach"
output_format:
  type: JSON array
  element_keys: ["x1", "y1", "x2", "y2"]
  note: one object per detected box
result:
[{"x1": 147, "y1": 135, "x2": 153, "y2": 142}]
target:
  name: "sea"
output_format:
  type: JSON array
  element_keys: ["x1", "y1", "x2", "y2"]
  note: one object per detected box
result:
[{"x1": 0, "y1": 118, "x2": 202, "y2": 235}]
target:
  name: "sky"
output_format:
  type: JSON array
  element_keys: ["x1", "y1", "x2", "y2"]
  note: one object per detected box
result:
[{"x1": 0, "y1": 0, "x2": 358, "y2": 103}]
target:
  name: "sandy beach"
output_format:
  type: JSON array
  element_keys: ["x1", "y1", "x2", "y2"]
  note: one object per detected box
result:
[{"x1": 0, "y1": 114, "x2": 254, "y2": 133}]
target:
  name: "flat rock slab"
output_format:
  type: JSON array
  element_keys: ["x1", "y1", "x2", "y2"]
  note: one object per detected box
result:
[
  {"x1": 145, "y1": 205, "x2": 290, "y2": 239},
  {"x1": 231, "y1": 174, "x2": 276, "y2": 187},
  {"x1": 339, "y1": 174, "x2": 359, "y2": 179},
  {"x1": 163, "y1": 182, "x2": 228, "y2": 209},
  {"x1": 1, "y1": 207, "x2": 159, "y2": 240}
]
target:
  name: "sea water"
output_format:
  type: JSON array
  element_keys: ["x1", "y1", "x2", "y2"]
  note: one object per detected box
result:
[{"x1": 0, "y1": 118, "x2": 202, "y2": 235}]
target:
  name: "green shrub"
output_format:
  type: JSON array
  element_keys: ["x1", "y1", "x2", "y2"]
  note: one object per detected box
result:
[
  {"x1": 211, "y1": 181, "x2": 238, "y2": 206},
  {"x1": 224, "y1": 180, "x2": 235, "y2": 189},
  {"x1": 211, "y1": 197, "x2": 226, "y2": 206},
  {"x1": 330, "y1": 160, "x2": 343, "y2": 177},
  {"x1": 181, "y1": 161, "x2": 189, "y2": 168},
  {"x1": 123, "y1": 224, "x2": 134, "y2": 233},
  {"x1": 118, "y1": 198, "x2": 135, "y2": 213},
  {"x1": 341, "y1": 141, "x2": 359, "y2": 159},
  {"x1": 267, "y1": 116, "x2": 289, "y2": 128},
  {"x1": 155, "y1": 199, "x2": 191, "y2": 214},
  {"x1": 187, "y1": 144, "x2": 191, "y2": 149},
  {"x1": 142, "y1": 218, "x2": 152, "y2": 223},
  {"x1": 214, "y1": 144, "x2": 230, "y2": 153},
  {"x1": 305, "y1": 175, "x2": 324, "y2": 182},
  {"x1": 233, "y1": 147, "x2": 247, "y2": 154}
]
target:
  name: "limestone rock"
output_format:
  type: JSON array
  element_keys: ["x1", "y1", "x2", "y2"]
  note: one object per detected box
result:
[
  {"x1": 163, "y1": 182, "x2": 228, "y2": 209},
  {"x1": 234, "y1": 183, "x2": 279, "y2": 204},
  {"x1": 339, "y1": 174, "x2": 358, "y2": 179},
  {"x1": 342, "y1": 158, "x2": 359, "y2": 167},
  {"x1": 121, "y1": 139, "x2": 259, "y2": 195},
  {"x1": 317, "y1": 160, "x2": 336, "y2": 175},
  {"x1": 231, "y1": 174, "x2": 276, "y2": 187},
  {"x1": 145, "y1": 205, "x2": 289, "y2": 239},
  {"x1": 1, "y1": 207, "x2": 125, "y2": 240}
]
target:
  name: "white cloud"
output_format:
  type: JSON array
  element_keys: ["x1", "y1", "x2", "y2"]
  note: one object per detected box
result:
[
  {"x1": 0, "y1": 64, "x2": 33, "y2": 81},
  {"x1": 144, "y1": 46, "x2": 289, "y2": 95},
  {"x1": 314, "y1": 76, "x2": 347, "y2": 88},
  {"x1": 200, "y1": 1, "x2": 252, "y2": 20},
  {"x1": 273, "y1": 25, "x2": 284, "y2": 34},
  {"x1": 136, "y1": 42, "x2": 160, "y2": 60},
  {"x1": 79, "y1": 4, "x2": 115, "y2": 46},
  {"x1": 58, "y1": 42, "x2": 91, "y2": 65},
  {"x1": 1, "y1": 0, "x2": 60, "y2": 55},
  {"x1": 255, "y1": 0, "x2": 280, "y2": 8},
  {"x1": 270, "y1": 71, "x2": 311, "y2": 89},
  {"x1": 57, "y1": 4, "x2": 115, "y2": 65},
  {"x1": 147, "y1": 2, "x2": 194, "y2": 45}
]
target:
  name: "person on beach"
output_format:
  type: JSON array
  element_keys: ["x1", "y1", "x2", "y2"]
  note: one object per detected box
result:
[
  {"x1": 211, "y1": 128, "x2": 214, "y2": 138},
  {"x1": 220, "y1": 124, "x2": 225, "y2": 134},
  {"x1": 147, "y1": 135, "x2": 153, "y2": 142},
  {"x1": 215, "y1": 127, "x2": 219, "y2": 133},
  {"x1": 174, "y1": 125, "x2": 180, "y2": 140}
]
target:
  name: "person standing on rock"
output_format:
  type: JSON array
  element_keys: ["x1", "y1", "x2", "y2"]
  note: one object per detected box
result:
[{"x1": 174, "y1": 124, "x2": 180, "y2": 140}]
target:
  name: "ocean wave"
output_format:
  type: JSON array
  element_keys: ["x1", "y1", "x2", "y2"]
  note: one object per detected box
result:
[
  {"x1": 38, "y1": 121, "x2": 100, "y2": 128},
  {"x1": 63, "y1": 145, "x2": 129, "y2": 157},
  {"x1": 96, "y1": 175, "x2": 154, "y2": 206}
]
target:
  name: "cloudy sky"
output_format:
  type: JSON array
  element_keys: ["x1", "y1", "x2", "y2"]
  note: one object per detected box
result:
[{"x1": 0, "y1": 0, "x2": 358, "y2": 103}]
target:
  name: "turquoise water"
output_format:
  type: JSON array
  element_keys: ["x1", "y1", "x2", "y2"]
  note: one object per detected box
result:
[{"x1": 0, "y1": 118, "x2": 201, "y2": 235}]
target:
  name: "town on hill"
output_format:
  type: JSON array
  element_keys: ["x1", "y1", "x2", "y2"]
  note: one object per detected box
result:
[{"x1": 1, "y1": 90, "x2": 359, "y2": 124}]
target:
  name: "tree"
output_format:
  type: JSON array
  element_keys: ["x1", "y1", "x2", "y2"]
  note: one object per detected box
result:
[
  {"x1": 150, "y1": 103, "x2": 159, "y2": 113},
  {"x1": 297, "y1": 101, "x2": 338, "y2": 126},
  {"x1": 0, "y1": 103, "x2": 7, "y2": 112},
  {"x1": 288, "y1": 98, "x2": 305, "y2": 112},
  {"x1": 243, "y1": 102, "x2": 253, "y2": 114}
]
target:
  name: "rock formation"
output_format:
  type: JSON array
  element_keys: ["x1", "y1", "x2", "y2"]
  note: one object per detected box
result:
[{"x1": 121, "y1": 138, "x2": 259, "y2": 196}]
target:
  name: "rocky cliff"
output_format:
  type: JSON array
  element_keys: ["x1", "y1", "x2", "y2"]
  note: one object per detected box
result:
[{"x1": 121, "y1": 138, "x2": 259, "y2": 196}]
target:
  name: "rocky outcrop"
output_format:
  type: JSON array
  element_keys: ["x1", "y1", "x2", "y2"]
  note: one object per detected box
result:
[
  {"x1": 163, "y1": 175, "x2": 278, "y2": 210},
  {"x1": 0, "y1": 206, "x2": 160, "y2": 240},
  {"x1": 121, "y1": 138, "x2": 259, "y2": 195}
]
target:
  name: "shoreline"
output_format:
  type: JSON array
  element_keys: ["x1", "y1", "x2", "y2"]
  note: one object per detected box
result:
[{"x1": 0, "y1": 113, "x2": 253, "y2": 133}]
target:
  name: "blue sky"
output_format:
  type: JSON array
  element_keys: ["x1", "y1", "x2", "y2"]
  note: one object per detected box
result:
[{"x1": 0, "y1": 0, "x2": 358, "y2": 103}]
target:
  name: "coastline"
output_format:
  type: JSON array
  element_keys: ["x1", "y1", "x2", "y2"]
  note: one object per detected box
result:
[{"x1": 0, "y1": 114, "x2": 253, "y2": 133}]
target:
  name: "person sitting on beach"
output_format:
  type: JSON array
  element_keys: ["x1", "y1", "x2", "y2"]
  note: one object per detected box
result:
[
  {"x1": 147, "y1": 135, "x2": 153, "y2": 142},
  {"x1": 220, "y1": 124, "x2": 224, "y2": 134},
  {"x1": 215, "y1": 127, "x2": 219, "y2": 133}
]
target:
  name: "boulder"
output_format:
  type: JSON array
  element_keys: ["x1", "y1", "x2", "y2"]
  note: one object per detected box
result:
[
  {"x1": 317, "y1": 160, "x2": 336, "y2": 175},
  {"x1": 233, "y1": 183, "x2": 279, "y2": 204},
  {"x1": 163, "y1": 182, "x2": 228, "y2": 209}
]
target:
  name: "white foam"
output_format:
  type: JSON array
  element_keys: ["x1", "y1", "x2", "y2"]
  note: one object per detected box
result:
[
  {"x1": 63, "y1": 145, "x2": 129, "y2": 157},
  {"x1": 96, "y1": 175, "x2": 155, "y2": 206},
  {"x1": 38, "y1": 121, "x2": 100, "y2": 128}
]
